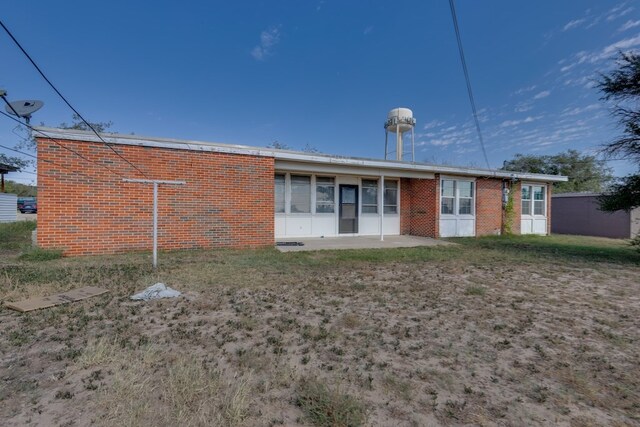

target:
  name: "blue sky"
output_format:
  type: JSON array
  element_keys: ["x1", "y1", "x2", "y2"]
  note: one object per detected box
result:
[{"x1": 1, "y1": 0, "x2": 639, "y2": 185}]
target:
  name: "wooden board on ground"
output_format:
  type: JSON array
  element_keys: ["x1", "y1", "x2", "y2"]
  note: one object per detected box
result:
[{"x1": 4, "y1": 286, "x2": 109, "y2": 312}]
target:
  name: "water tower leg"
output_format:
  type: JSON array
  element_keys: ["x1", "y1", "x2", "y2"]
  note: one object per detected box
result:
[
  {"x1": 411, "y1": 126, "x2": 415, "y2": 162},
  {"x1": 384, "y1": 130, "x2": 388, "y2": 160},
  {"x1": 396, "y1": 123, "x2": 401, "y2": 161}
]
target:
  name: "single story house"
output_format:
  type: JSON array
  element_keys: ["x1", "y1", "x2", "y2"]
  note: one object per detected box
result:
[
  {"x1": 35, "y1": 127, "x2": 567, "y2": 255},
  {"x1": 552, "y1": 192, "x2": 640, "y2": 239}
]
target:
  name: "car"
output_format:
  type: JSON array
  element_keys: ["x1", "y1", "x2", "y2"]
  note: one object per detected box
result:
[{"x1": 20, "y1": 202, "x2": 37, "y2": 214}]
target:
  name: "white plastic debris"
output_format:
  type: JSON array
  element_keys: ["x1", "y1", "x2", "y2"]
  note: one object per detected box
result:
[{"x1": 130, "y1": 283, "x2": 181, "y2": 301}]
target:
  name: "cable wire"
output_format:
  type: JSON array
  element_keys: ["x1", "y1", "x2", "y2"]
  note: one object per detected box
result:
[
  {"x1": 0, "y1": 109, "x2": 127, "y2": 179},
  {"x1": 0, "y1": 18, "x2": 149, "y2": 179},
  {"x1": 0, "y1": 140, "x2": 115, "y2": 185},
  {"x1": 448, "y1": 0, "x2": 491, "y2": 170}
]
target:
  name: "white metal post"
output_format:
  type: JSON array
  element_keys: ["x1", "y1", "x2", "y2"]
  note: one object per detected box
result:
[
  {"x1": 396, "y1": 123, "x2": 401, "y2": 161},
  {"x1": 153, "y1": 182, "x2": 158, "y2": 269},
  {"x1": 123, "y1": 178, "x2": 186, "y2": 269},
  {"x1": 380, "y1": 175, "x2": 385, "y2": 241}
]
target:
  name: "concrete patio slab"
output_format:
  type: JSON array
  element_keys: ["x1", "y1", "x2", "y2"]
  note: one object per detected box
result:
[{"x1": 275, "y1": 235, "x2": 454, "y2": 252}]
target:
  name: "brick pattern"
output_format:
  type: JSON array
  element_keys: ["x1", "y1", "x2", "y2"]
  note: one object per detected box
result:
[
  {"x1": 37, "y1": 138, "x2": 275, "y2": 255},
  {"x1": 511, "y1": 181, "x2": 522, "y2": 235},
  {"x1": 400, "y1": 177, "x2": 438, "y2": 238},
  {"x1": 476, "y1": 178, "x2": 503, "y2": 236}
]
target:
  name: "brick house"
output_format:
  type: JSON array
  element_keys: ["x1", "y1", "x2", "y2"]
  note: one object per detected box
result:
[{"x1": 35, "y1": 128, "x2": 567, "y2": 255}]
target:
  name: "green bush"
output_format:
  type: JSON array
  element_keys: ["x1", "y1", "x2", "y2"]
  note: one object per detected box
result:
[
  {"x1": 0, "y1": 220, "x2": 36, "y2": 250},
  {"x1": 296, "y1": 378, "x2": 366, "y2": 427},
  {"x1": 20, "y1": 247, "x2": 64, "y2": 261}
]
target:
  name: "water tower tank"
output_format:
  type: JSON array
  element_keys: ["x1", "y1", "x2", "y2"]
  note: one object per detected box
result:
[
  {"x1": 385, "y1": 108, "x2": 415, "y2": 133},
  {"x1": 384, "y1": 107, "x2": 416, "y2": 161}
]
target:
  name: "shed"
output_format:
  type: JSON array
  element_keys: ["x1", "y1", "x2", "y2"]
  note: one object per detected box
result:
[{"x1": 551, "y1": 192, "x2": 640, "y2": 239}]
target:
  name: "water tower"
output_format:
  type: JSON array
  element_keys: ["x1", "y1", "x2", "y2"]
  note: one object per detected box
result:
[{"x1": 384, "y1": 107, "x2": 416, "y2": 162}]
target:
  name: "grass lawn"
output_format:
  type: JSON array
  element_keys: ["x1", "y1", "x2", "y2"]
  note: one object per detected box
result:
[{"x1": 0, "y1": 222, "x2": 639, "y2": 426}]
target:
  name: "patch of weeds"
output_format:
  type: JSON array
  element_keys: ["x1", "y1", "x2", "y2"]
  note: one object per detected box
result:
[
  {"x1": 19, "y1": 247, "x2": 64, "y2": 261},
  {"x1": 529, "y1": 385, "x2": 549, "y2": 403},
  {"x1": 465, "y1": 285, "x2": 486, "y2": 296},
  {"x1": 296, "y1": 378, "x2": 366, "y2": 427},
  {"x1": 381, "y1": 374, "x2": 412, "y2": 401},
  {"x1": 55, "y1": 390, "x2": 74, "y2": 400}
]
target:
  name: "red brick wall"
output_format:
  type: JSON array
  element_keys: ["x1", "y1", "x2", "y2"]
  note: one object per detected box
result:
[
  {"x1": 400, "y1": 177, "x2": 438, "y2": 238},
  {"x1": 512, "y1": 181, "x2": 522, "y2": 235},
  {"x1": 37, "y1": 138, "x2": 275, "y2": 255},
  {"x1": 476, "y1": 178, "x2": 503, "y2": 236}
]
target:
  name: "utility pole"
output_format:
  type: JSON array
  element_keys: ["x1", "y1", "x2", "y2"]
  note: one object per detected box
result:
[{"x1": 123, "y1": 178, "x2": 186, "y2": 269}]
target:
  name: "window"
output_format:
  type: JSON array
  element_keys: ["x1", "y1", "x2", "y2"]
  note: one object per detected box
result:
[
  {"x1": 274, "y1": 174, "x2": 285, "y2": 213},
  {"x1": 383, "y1": 180, "x2": 398, "y2": 214},
  {"x1": 290, "y1": 175, "x2": 311, "y2": 213},
  {"x1": 522, "y1": 184, "x2": 546, "y2": 216},
  {"x1": 316, "y1": 177, "x2": 335, "y2": 213},
  {"x1": 361, "y1": 179, "x2": 378, "y2": 213},
  {"x1": 441, "y1": 179, "x2": 474, "y2": 215},
  {"x1": 441, "y1": 180, "x2": 455, "y2": 214},
  {"x1": 533, "y1": 185, "x2": 545, "y2": 215},
  {"x1": 522, "y1": 185, "x2": 531, "y2": 216},
  {"x1": 458, "y1": 181, "x2": 474, "y2": 215}
]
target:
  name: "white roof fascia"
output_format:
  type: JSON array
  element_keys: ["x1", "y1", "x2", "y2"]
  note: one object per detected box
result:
[
  {"x1": 35, "y1": 127, "x2": 568, "y2": 183},
  {"x1": 275, "y1": 160, "x2": 435, "y2": 179}
]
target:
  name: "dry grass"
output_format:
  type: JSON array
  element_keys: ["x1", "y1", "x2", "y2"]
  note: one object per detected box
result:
[{"x1": 1, "y1": 226, "x2": 639, "y2": 426}]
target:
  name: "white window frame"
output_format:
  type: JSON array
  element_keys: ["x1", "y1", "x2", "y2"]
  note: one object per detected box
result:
[
  {"x1": 361, "y1": 178, "x2": 379, "y2": 214},
  {"x1": 440, "y1": 177, "x2": 475, "y2": 217},
  {"x1": 521, "y1": 183, "x2": 547, "y2": 218},
  {"x1": 315, "y1": 176, "x2": 335, "y2": 214},
  {"x1": 274, "y1": 173, "x2": 286, "y2": 214},
  {"x1": 289, "y1": 174, "x2": 312, "y2": 214},
  {"x1": 383, "y1": 179, "x2": 399, "y2": 215}
]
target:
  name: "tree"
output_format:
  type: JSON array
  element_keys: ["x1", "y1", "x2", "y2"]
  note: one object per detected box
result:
[
  {"x1": 266, "y1": 140, "x2": 290, "y2": 150},
  {"x1": 502, "y1": 149, "x2": 613, "y2": 193},
  {"x1": 17, "y1": 114, "x2": 114, "y2": 152},
  {"x1": 597, "y1": 52, "x2": 640, "y2": 212},
  {"x1": 3, "y1": 180, "x2": 37, "y2": 196},
  {"x1": 0, "y1": 153, "x2": 29, "y2": 170}
]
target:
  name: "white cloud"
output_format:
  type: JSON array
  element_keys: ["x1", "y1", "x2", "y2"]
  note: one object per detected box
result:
[
  {"x1": 423, "y1": 119, "x2": 445, "y2": 130},
  {"x1": 499, "y1": 116, "x2": 540, "y2": 128},
  {"x1": 618, "y1": 19, "x2": 640, "y2": 32},
  {"x1": 533, "y1": 90, "x2": 551, "y2": 100},
  {"x1": 515, "y1": 101, "x2": 533, "y2": 112},
  {"x1": 363, "y1": 26, "x2": 374, "y2": 35},
  {"x1": 513, "y1": 85, "x2": 537, "y2": 95},
  {"x1": 561, "y1": 104, "x2": 600, "y2": 116},
  {"x1": 607, "y1": 5, "x2": 634, "y2": 22},
  {"x1": 251, "y1": 26, "x2": 282, "y2": 61},
  {"x1": 563, "y1": 18, "x2": 586, "y2": 31}
]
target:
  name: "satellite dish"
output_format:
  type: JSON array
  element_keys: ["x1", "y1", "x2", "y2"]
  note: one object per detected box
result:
[{"x1": 5, "y1": 100, "x2": 44, "y2": 124}]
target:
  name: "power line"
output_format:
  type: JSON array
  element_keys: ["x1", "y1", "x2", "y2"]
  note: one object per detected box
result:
[
  {"x1": 0, "y1": 109, "x2": 127, "y2": 179},
  {"x1": 448, "y1": 0, "x2": 491, "y2": 170},
  {"x1": 0, "y1": 140, "x2": 114, "y2": 185},
  {"x1": 0, "y1": 19, "x2": 149, "y2": 179}
]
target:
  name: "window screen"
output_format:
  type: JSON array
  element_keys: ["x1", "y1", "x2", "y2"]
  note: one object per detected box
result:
[
  {"x1": 274, "y1": 174, "x2": 285, "y2": 213},
  {"x1": 361, "y1": 179, "x2": 378, "y2": 213},
  {"x1": 316, "y1": 177, "x2": 335, "y2": 213},
  {"x1": 290, "y1": 175, "x2": 311, "y2": 213},
  {"x1": 383, "y1": 180, "x2": 398, "y2": 214},
  {"x1": 441, "y1": 180, "x2": 455, "y2": 215},
  {"x1": 533, "y1": 186, "x2": 545, "y2": 216},
  {"x1": 458, "y1": 181, "x2": 473, "y2": 215},
  {"x1": 522, "y1": 185, "x2": 532, "y2": 216}
]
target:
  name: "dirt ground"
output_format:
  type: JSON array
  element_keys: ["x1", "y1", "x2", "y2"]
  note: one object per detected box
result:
[{"x1": 0, "y1": 233, "x2": 639, "y2": 426}]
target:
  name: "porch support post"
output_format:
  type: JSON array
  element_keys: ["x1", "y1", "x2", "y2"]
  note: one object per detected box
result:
[{"x1": 380, "y1": 175, "x2": 384, "y2": 241}]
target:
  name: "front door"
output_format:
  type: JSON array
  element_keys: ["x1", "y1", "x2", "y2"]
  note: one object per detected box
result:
[{"x1": 339, "y1": 185, "x2": 358, "y2": 234}]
